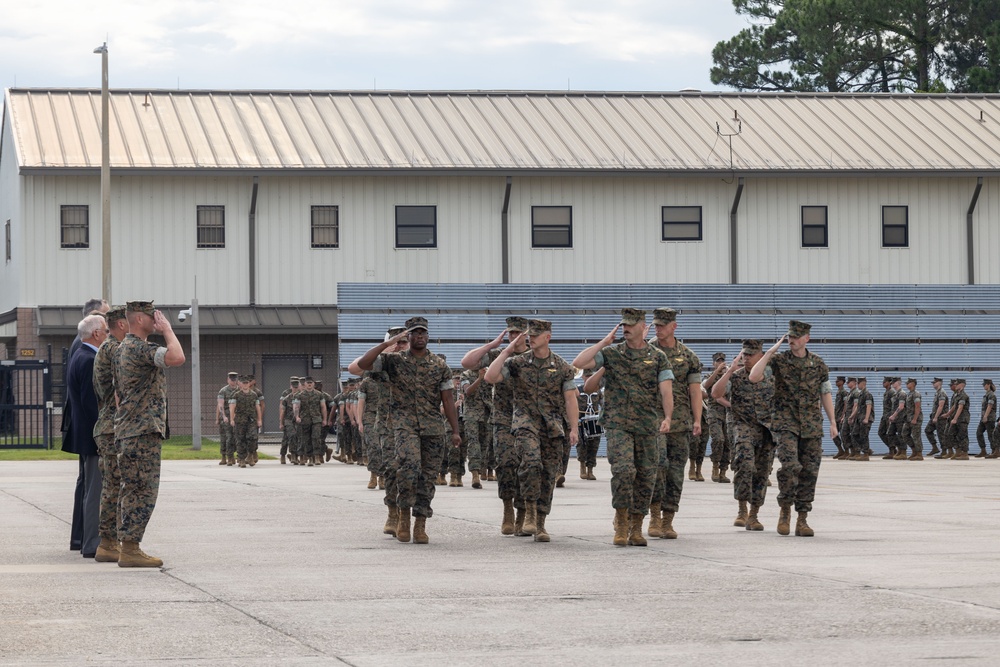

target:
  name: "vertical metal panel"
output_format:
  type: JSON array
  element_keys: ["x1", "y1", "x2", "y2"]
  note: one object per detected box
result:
[
  {"x1": 507, "y1": 175, "x2": 731, "y2": 284},
  {"x1": 254, "y1": 175, "x2": 505, "y2": 305},
  {"x1": 0, "y1": 109, "x2": 22, "y2": 312},
  {"x1": 974, "y1": 177, "x2": 999, "y2": 286},
  {"x1": 739, "y1": 176, "x2": 974, "y2": 284}
]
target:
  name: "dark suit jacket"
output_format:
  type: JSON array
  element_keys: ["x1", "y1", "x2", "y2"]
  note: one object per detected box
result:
[
  {"x1": 63, "y1": 343, "x2": 99, "y2": 457},
  {"x1": 60, "y1": 334, "x2": 84, "y2": 434}
]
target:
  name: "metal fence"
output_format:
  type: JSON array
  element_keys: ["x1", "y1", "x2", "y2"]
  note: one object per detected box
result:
[{"x1": 0, "y1": 359, "x2": 53, "y2": 450}]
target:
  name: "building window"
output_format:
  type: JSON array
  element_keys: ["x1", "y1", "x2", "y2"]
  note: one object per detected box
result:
[
  {"x1": 197, "y1": 205, "x2": 226, "y2": 248},
  {"x1": 531, "y1": 206, "x2": 572, "y2": 248},
  {"x1": 395, "y1": 206, "x2": 437, "y2": 248},
  {"x1": 662, "y1": 206, "x2": 702, "y2": 241},
  {"x1": 60, "y1": 205, "x2": 89, "y2": 249},
  {"x1": 882, "y1": 206, "x2": 908, "y2": 248},
  {"x1": 311, "y1": 206, "x2": 339, "y2": 248},
  {"x1": 801, "y1": 206, "x2": 828, "y2": 248},
  {"x1": 5, "y1": 220, "x2": 10, "y2": 262}
]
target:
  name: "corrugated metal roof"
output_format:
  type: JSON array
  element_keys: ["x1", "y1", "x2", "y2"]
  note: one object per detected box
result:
[
  {"x1": 7, "y1": 88, "x2": 1000, "y2": 173},
  {"x1": 36, "y1": 305, "x2": 337, "y2": 336}
]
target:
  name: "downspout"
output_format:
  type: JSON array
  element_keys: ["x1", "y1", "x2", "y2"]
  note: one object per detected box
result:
[
  {"x1": 501, "y1": 176, "x2": 512, "y2": 284},
  {"x1": 729, "y1": 177, "x2": 744, "y2": 285},
  {"x1": 249, "y1": 176, "x2": 259, "y2": 305},
  {"x1": 967, "y1": 176, "x2": 983, "y2": 286}
]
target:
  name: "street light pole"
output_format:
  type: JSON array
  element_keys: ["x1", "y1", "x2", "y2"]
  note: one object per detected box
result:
[
  {"x1": 94, "y1": 43, "x2": 111, "y2": 304},
  {"x1": 190, "y1": 297, "x2": 201, "y2": 451}
]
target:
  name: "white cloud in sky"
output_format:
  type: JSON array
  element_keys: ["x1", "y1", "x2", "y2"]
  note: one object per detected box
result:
[{"x1": 0, "y1": 0, "x2": 748, "y2": 90}]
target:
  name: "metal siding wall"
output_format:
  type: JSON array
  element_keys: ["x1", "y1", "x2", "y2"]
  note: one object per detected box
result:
[
  {"x1": 974, "y1": 177, "x2": 999, "y2": 285},
  {"x1": 740, "y1": 177, "x2": 973, "y2": 284},
  {"x1": 0, "y1": 113, "x2": 22, "y2": 312},
  {"x1": 507, "y1": 175, "x2": 731, "y2": 284},
  {"x1": 255, "y1": 175, "x2": 504, "y2": 305}
]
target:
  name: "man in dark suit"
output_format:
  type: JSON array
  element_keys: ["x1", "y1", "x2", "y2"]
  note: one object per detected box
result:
[{"x1": 64, "y1": 314, "x2": 109, "y2": 557}]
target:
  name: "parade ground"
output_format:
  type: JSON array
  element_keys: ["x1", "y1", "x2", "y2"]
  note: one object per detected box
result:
[{"x1": 2, "y1": 450, "x2": 1000, "y2": 666}]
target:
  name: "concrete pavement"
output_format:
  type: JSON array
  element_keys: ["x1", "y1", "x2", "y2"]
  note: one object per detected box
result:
[{"x1": 2, "y1": 451, "x2": 1000, "y2": 666}]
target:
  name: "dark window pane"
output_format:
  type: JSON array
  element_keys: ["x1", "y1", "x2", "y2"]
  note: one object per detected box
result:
[
  {"x1": 802, "y1": 226, "x2": 827, "y2": 247},
  {"x1": 197, "y1": 205, "x2": 225, "y2": 248},
  {"x1": 311, "y1": 206, "x2": 339, "y2": 248},
  {"x1": 60, "y1": 205, "x2": 89, "y2": 248},
  {"x1": 397, "y1": 226, "x2": 436, "y2": 246},
  {"x1": 532, "y1": 228, "x2": 572, "y2": 247},
  {"x1": 531, "y1": 206, "x2": 572, "y2": 247},
  {"x1": 663, "y1": 222, "x2": 701, "y2": 240},
  {"x1": 396, "y1": 206, "x2": 436, "y2": 247},
  {"x1": 883, "y1": 226, "x2": 907, "y2": 247},
  {"x1": 397, "y1": 206, "x2": 436, "y2": 227}
]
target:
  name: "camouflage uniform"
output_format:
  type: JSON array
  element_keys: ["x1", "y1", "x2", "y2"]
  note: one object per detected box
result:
[
  {"x1": 976, "y1": 387, "x2": 996, "y2": 455},
  {"x1": 113, "y1": 333, "x2": 169, "y2": 543},
  {"x1": 951, "y1": 384, "x2": 971, "y2": 455},
  {"x1": 371, "y1": 350, "x2": 453, "y2": 517},
  {"x1": 229, "y1": 389, "x2": 260, "y2": 463},
  {"x1": 728, "y1": 366, "x2": 774, "y2": 508},
  {"x1": 281, "y1": 388, "x2": 301, "y2": 460},
  {"x1": 766, "y1": 348, "x2": 831, "y2": 513},
  {"x1": 501, "y1": 350, "x2": 576, "y2": 518},
  {"x1": 903, "y1": 384, "x2": 923, "y2": 455},
  {"x1": 374, "y1": 371, "x2": 399, "y2": 506},
  {"x1": 841, "y1": 383, "x2": 858, "y2": 455},
  {"x1": 706, "y1": 376, "x2": 732, "y2": 474},
  {"x1": 446, "y1": 378, "x2": 468, "y2": 478},
  {"x1": 294, "y1": 386, "x2": 326, "y2": 460},
  {"x1": 358, "y1": 373, "x2": 383, "y2": 474},
  {"x1": 477, "y1": 349, "x2": 522, "y2": 508},
  {"x1": 878, "y1": 380, "x2": 896, "y2": 455},
  {"x1": 217, "y1": 381, "x2": 238, "y2": 461},
  {"x1": 888, "y1": 386, "x2": 906, "y2": 455},
  {"x1": 852, "y1": 384, "x2": 874, "y2": 455},
  {"x1": 926, "y1": 383, "x2": 949, "y2": 452},
  {"x1": 649, "y1": 337, "x2": 702, "y2": 514},
  {"x1": 692, "y1": 399, "x2": 710, "y2": 463},
  {"x1": 461, "y1": 369, "x2": 491, "y2": 474},
  {"x1": 593, "y1": 342, "x2": 673, "y2": 515},
  {"x1": 92, "y1": 333, "x2": 121, "y2": 544},
  {"x1": 833, "y1": 382, "x2": 848, "y2": 453}
]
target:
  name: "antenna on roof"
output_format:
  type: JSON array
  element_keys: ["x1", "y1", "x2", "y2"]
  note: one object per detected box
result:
[{"x1": 716, "y1": 120, "x2": 742, "y2": 170}]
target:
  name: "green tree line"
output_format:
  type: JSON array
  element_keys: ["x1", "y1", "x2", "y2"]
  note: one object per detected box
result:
[{"x1": 711, "y1": 0, "x2": 1000, "y2": 92}]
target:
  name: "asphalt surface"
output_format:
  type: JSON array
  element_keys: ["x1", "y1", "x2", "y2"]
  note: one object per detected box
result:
[{"x1": 2, "y1": 448, "x2": 1000, "y2": 666}]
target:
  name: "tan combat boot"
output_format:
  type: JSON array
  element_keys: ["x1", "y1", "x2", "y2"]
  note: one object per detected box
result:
[
  {"x1": 435, "y1": 473, "x2": 447, "y2": 485},
  {"x1": 580, "y1": 461, "x2": 588, "y2": 479},
  {"x1": 413, "y1": 516, "x2": 429, "y2": 544},
  {"x1": 746, "y1": 505, "x2": 764, "y2": 531},
  {"x1": 118, "y1": 541, "x2": 162, "y2": 568},
  {"x1": 613, "y1": 508, "x2": 628, "y2": 546},
  {"x1": 396, "y1": 508, "x2": 411, "y2": 543},
  {"x1": 556, "y1": 474, "x2": 566, "y2": 488},
  {"x1": 734, "y1": 500, "x2": 748, "y2": 527},
  {"x1": 660, "y1": 511, "x2": 678, "y2": 539},
  {"x1": 501, "y1": 499, "x2": 515, "y2": 535},
  {"x1": 94, "y1": 538, "x2": 120, "y2": 563},
  {"x1": 384, "y1": 506, "x2": 398, "y2": 536},
  {"x1": 280, "y1": 454, "x2": 286, "y2": 465},
  {"x1": 695, "y1": 462, "x2": 705, "y2": 482},
  {"x1": 987, "y1": 449, "x2": 1000, "y2": 459},
  {"x1": 893, "y1": 450, "x2": 907, "y2": 460},
  {"x1": 378, "y1": 476, "x2": 385, "y2": 489},
  {"x1": 687, "y1": 460, "x2": 696, "y2": 480},
  {"x1": 627, "y1": 513, "x2": 647, "y2": 547},
  {"x1": 238, "y1": 457, "x2": 247, "y2": 469},
  {"x1": 718, "y1": 467, "x2": 731, "y2": 483},
  {"x1": 514, "y1": 507, "x2": 527, "y2": 536},
  {"x1": 953, "y1": 451, "x2": 971, "y2": 460},
  {"x1": 227, "y1": 455, "x2": 235, "y2": 466},
  {"x1": 777, "y1": 505, "x2": 792, "y2": 536},
  {"x1": 882, "y1": 448, "x2": 895, "y2": 460},
  {"x1": 522, "y1": 504, "x2": 538, "y2": 535},
  {"x1": 306, "y1": 456, "x2": 314, "y2": 467},
  {"x1": 367, "y1": 472, "x2": 378, "y2": 489},
  {"x1": 711, "y1": 462, "x2": 720, "y2": 482},
  {"x1": 534, "y1": 512, "x2": 550, "y2": 542},
  {"x1": 795, "y1": 511, "x2": 814, "y2": 537},
  {"x1": 587, "y1": 466, "x2": 596, "y2": 480},
  {"x1": 326, "y1": 447, "x2": 333, "y2": 462},
  {"x1": 487, "y1": 469, "x2": 496, "y2": 481},
  {"x1": 647, "y1": 502, "x2": 663, "y2": 538},
  {"x1": 448, "y1": 473, "x2": 459, "y2": 487},
  {"x1": 219, "y1": 457, "x2": 227, "y2": 466},
  {"x1": 472, "y1": 470, "x2": 482, "y2": 489}
]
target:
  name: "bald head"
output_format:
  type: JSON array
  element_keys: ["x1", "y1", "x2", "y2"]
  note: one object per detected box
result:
[{"x1": 78, "y1": 314, "x2": 108, "y2": 344}]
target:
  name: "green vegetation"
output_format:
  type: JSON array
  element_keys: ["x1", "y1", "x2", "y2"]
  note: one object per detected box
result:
[{"x1": 0, "y1": 437, "x2": 274, "y2": 461}]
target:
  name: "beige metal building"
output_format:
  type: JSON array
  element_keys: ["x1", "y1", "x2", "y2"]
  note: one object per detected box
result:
[{"x1": 2, "y1": 88, "x2": 1000, "y2": 434}]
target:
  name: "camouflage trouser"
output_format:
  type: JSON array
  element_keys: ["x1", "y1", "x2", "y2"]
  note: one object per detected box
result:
[
  {"x1": 708, "y1": 414, "x2": 731, "y2": 470},
  {"x1": 951, "y1": 422, "x2": 970, "y2": 453},
  {"x1": 219, "y1": 421, "x2": 235, "y2": 458},
  {"x1": 878, "y1": 416, "x2": 891, "y2": 450},
  {"x1": 300, "y1": 420, "x2": 324, "y2": 458},
  {"x1": 394, "y1": 430, "x2": 446, "y2": 518},
  {"x1": 447, "y1": 431, "x2": 469, "y2": 476},
  {"x1": 651, "y1": 431, "x2": 691, "y2": 513},
  {"x1": 338, "y1": 423, "x2": 352, "y2": 459},
  {"x1": 887, "y1": 419, "x2": 903, "y2": 453},
  {"x1": 689, "y1": 429, "x2": 708, "y2": 463},
  {"x1": 94, "y1": 433, "x2": 120, "y2": 542},
  {"x1": 464, "y1": 418, "x2": 488, "y2": 472},
  {"x1": 731, "y1": 421, "x2": 774, "y2": 508},
  {"x1": 234, "y1": 420, "x2": 258, "y2": 460},
  {"x1": 484, "y1": 426, "x2": 496, "y2": 469},
  {"x1": 560, "y1": 435, "x2": 572, "y2": 477},
  {"x1": 976, "y1": 420, "x2": 995, "y2": 453},
  {"x1": 937, "y1": 418, "x2": 952, "y2": 449},
  {"x1": 364, "y1": 422, "x2": 381, "y2": 473},
  {"x1": 380, "y1": 430, "x2": 399, "y2": 508},
  {"x1": 280, "y1": 420, "x2": 295, "y2": 456},
  {"x1": 514, "y1": 428, "x2": 563, "y2": 516},
  {"x1": 906, "y1": 415, "x2": 924, "y2": 455},
  {"x1": 494, "y1": 425, "x2": 522, "y2": 508},
  {"x1": 117, "y1": 433, "x2": 162, "y2": 543},
  {"x1": 606, "y1": 429, "x2": 658, "y2": 515},
  {"x1": 852, "y1": 420, "x2": 872, "y2": 454},
  {"x1": 576, "y1": 431, "x2": 601, "y2": 468},
  {"x1": 772, "y1": 431, "x2": 822, "y2": 513},
  {"x1": 840, "y1": 417, "x2": 854, "y2": 452}
]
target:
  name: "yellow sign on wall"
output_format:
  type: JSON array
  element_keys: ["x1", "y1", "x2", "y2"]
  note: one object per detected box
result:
[{"x1": 19, "y1": 349, "x2": 35, "y2": 357}]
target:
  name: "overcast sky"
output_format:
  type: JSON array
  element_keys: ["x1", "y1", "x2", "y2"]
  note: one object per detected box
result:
[{"x1": 1, "y1": 0, "x2": 752, "y2": 92}]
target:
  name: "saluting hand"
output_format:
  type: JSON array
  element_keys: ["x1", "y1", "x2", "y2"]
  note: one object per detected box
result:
[
  {"x1": 508, "y1": 331, "x2": 528, "y2": 350},
  {"x1": 601, "y1": 324, "x2": 620, "y2": 347},
  {"x1": 152, "y1": 310, "x2": 172, "y2": 334},
  {"x1": 487, "y1": 329, "x2": 506, "y2": 349}
]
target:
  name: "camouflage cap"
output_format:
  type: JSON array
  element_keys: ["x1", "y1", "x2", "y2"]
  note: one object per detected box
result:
[
  {"x1": 836, "y1": 376, "x2": 847, "y2": 382},
  {"x1": 847, "y1": 377, "x2": 858, "y2": 383},
  {"x1": 619, "y1": 308, "x2": 646, "y2": 326},
  {"x1": 932, "y1": 377, "x2": 943, "y2": 383},
  {"x1": 290, "y1": 378, "x2": 300, "y2": 386},
  {"x1": 857, "y1": 377, "x2": 867, "y2": 383},
  {"x1": 741, "y1": 339, "x2": 762, "y2": 355},
  {"x1": 238, "y1": 374, "x2": 252, "y2": 383},
  {"x1": 955, "y1": 378, "x2": 966, "y2": 384},
  {"x1": 228, "y1": 371, "x2": 239, "y2": 379},
  {"x1": 439, "y1": 354, "x2": 447, "y2": 362},
  {"x1": 387, "y1": 325, "x2": 407, "y2": 336},
  {"x1": 303, "y1": 376, "x2": 315, "y2": 383},
  {"x1": 126, "y1": 301, "x2": 155, "y2": 316},
  {"x1": 787, "y1": 320, "x2": 812, "y2": 338},
  {"x1": 907, "y1": 378, "x2": 917, "y2": 385},
  {"x1": 652, "y1": 308, "x2": 676, "y2": 325},
  {"x1": 405, "y1": 316, "x2": 429, "y2": 332},
  {"x1": 884, "y1": 376, "x2": 894, "y2": 383},
  {"x1": 528, "y1": 319, "x2": 552, "y2": 335},
  {"x1": 712, "y1": 351, "x2": 726, "y2": 362},
  {"x1": 105, "y1": 306, "x2": 127, "y2": 324},
  {"x1": 984, "y1": 378, "x2": 994, "y2": 385},
  {"x1": 505, "y1": 316, "x2": 528, "y2": 332}
]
